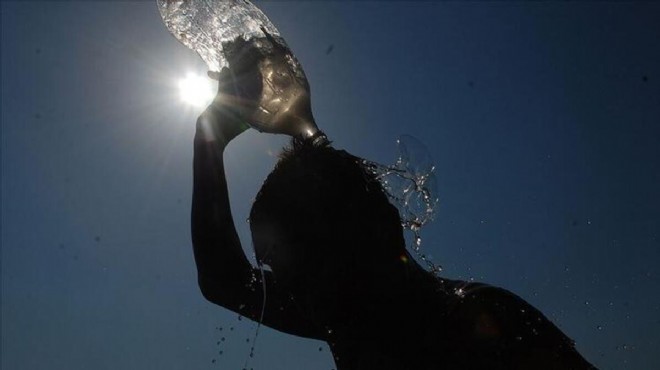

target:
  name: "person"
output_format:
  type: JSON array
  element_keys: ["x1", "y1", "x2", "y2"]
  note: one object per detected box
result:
[{"x1": 191, "y1": 42, "x2": 597, "y2": 370}]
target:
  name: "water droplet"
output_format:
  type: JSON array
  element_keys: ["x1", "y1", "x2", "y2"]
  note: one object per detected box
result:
[{"x1": 363, "y1": 135, "x2": 441, "y2": 274}]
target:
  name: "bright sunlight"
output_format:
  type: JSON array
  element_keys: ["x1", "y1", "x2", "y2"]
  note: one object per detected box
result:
[{"x1": 178, "y1": 72, "x2": 214, "y2": 107}]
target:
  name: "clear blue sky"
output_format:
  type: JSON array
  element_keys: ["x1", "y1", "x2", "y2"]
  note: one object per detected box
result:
[{"x1": 2, "y1": 1, "x2": 659, "y2": 369}]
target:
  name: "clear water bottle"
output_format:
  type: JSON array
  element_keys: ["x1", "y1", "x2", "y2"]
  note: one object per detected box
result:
[{"x1": 158, "y1": 0, "x2": 325, "y2": 142}]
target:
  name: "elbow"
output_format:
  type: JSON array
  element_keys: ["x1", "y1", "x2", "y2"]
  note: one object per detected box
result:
[
  {"x1": 197, "y1": 276, "x2": 221, "y2": 305},
  {"x1": 197, "y1": 275, "x2": 244, "y2": 315}
]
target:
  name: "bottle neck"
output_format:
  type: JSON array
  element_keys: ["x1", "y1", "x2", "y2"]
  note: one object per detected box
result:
[{"x1": 306, "y1": 130, "x2": 329, "y2": 147}]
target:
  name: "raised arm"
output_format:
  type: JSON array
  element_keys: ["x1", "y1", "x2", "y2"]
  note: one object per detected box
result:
[{"x1": 191, "y1": 72, "x2": 325, "y2": 340}]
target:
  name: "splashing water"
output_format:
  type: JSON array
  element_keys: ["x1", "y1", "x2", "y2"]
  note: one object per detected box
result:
[
  {"x1": 242, "y1": 262, "x2": 268, "y2": 368},
  {"x1": 212, "y1": 260, "x2": 268, "y2": 367},
  {"x1": 157, "y1": 0, "x2": 282, "y2": 72},
  {"x1": 364, "y1": 135, "x2": 442, "y2": 274}
]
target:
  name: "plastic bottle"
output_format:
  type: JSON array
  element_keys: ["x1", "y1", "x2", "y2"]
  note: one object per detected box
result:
[{"x1": 158, "y1": 0, "x2": 324, "y2": 142}]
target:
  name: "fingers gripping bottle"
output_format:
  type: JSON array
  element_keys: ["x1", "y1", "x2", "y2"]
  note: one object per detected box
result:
[{"x1": 158, "y1": 0, "x2": 326, "y2": 144}]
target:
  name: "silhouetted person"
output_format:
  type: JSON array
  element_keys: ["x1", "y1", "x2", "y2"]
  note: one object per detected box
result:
[{"x1": 191, "y1": 40, "x2": 596, "y2": 370}]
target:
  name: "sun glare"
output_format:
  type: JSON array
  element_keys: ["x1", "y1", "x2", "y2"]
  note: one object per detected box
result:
[{"x1": 178, "y1": 72, "x2": 214, "y2": 107}]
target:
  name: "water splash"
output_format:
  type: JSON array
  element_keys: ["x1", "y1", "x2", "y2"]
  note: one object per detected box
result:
[
  {"x1": 237, "y1": 240, "x2": 272, "y2": 368},
  {"x1": 242, "y1": 262, "x2": 268, "y2": 368},
  {"x1": 157, "y1": 0, "x2": 282, "y2": 72},
  {"x1": 364, "y1": 135, "x2": 442, "y2": 274}
]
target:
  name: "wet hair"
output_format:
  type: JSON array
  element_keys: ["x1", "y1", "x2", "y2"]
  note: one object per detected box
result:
[{"x1": 249, "y1": 139, "x2": 405, "y2": 270}]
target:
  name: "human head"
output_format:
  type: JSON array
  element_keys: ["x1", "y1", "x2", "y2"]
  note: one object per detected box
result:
[{"x1": 249, "y1": 140, "x2": 406, "y2": 291}]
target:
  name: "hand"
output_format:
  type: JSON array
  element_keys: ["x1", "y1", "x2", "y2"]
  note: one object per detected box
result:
[
  {"x1": 195, "y1": 67, "x2": 250, "y2": 146},
  {"x1": 210, "y1": 34, "x2": 320, "y2": 140}
]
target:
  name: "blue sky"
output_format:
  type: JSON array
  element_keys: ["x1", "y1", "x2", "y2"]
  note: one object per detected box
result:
[{"x1": 2, "y1": 2, "x2": 659, "y2": 369}]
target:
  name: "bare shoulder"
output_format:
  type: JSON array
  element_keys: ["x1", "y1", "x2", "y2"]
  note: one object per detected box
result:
[{"x1": 440, "y1": 280, "x2": 597, "y2": 370}]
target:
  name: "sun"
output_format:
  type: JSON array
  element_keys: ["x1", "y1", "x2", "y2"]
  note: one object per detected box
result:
[{"x1": 178, "y1": 72, "x2": 215, "y2": 107}]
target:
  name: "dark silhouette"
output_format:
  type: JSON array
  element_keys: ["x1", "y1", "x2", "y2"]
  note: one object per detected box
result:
[{"x1": 191, "y1": 44, "x2": 596, "y2": 370}]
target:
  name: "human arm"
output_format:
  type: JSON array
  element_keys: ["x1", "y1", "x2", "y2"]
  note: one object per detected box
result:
[{"x1": 191, "y1": 71, "x2": 325, "y2": 340}]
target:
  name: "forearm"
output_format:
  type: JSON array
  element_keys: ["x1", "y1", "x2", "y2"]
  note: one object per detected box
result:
[{"x1": 191, "y1": 114, "x2": 252, "y2": 300}]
